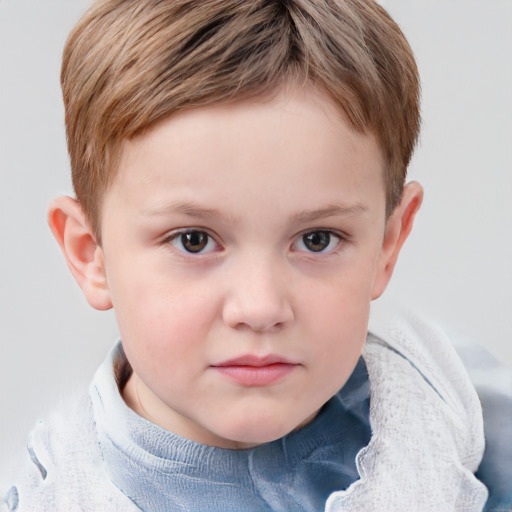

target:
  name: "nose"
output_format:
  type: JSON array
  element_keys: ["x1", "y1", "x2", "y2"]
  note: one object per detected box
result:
[{"x1": 222, "y1": 256, "x2": 294, "y2": 333}]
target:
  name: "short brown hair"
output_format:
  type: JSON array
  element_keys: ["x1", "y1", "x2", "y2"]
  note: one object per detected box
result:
[{"x1": 61, "y1": 0, "x2": 420, "y2": 240}]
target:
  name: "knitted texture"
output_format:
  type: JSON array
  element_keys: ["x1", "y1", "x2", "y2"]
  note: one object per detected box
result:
[{"x1": 326, "y1": 310, "x2": 488, "y2": 511}]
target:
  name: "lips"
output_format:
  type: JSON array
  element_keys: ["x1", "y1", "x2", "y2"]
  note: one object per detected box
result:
[{"x1": 211, "y1": 355, "x2": 298, "y2": 387}]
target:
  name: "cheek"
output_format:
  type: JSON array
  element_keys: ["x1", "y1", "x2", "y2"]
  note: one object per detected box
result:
[
  {"x1": 308, "y1": 290, "x2": 369, "y2": 353},
  {"x1": 303, "y1": 261, "x2": 375, "y2": 321},
  {"x1": 300, "y1": 267, "x2": 374, "y2": 367},
  {"x1": 109, "y1": 267, "x2": 218, "y2": 367}
]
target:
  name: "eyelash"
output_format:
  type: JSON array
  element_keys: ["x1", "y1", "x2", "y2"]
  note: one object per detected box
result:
[
  {"x1": 164, "y1": 228, "x2": 344, "y2": 256},
  {"x1": 166, "y1": 229, "x2": 220, "y2": 255},
  {"x1": 293, "y1": 230, "x2": 343, "y2": 254}
]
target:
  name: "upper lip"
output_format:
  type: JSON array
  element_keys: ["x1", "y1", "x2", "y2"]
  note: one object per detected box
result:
[{"x1": 212, "y1": 354, "x2": 297, "y2": 367}]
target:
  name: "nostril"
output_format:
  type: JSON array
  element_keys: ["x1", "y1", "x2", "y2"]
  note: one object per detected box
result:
[
  {"x1": 222, "y1": 274, "x2": 294, "y2": 332},
  {"x1": 253, "y1": 321, "x2": 285, "y2": 333},
  {"x1": 232, "y1": 316, "x2": 290, "y2": 334}
]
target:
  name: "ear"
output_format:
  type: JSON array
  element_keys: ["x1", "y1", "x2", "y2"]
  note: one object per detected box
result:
[
  {"x1": 371, "y1": 181, "x2": 423, "y2": 300},
  {"x1": 47, "y1": 196, "x2": 112, "y2": 310}
]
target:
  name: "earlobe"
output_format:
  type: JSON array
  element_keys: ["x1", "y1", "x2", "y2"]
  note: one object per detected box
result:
[
  {"x1": 47, "y1": 196, "x2": 112, "y2": 311},
  {"x1": 371, "y1": 181, "x2": 423, "y2": 300}
]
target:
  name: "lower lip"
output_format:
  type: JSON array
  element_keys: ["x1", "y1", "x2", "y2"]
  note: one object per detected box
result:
[{"x1": 213, "y1": 363, "x2": 297, "y2": 386}]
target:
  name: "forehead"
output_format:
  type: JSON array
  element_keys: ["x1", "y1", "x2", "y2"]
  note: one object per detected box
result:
[{"x1": 105, "y1": 86, "x2": 386, "y2": 222}]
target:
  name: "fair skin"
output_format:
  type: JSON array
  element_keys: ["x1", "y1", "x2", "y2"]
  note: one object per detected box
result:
[{"x1": 48, "y1": 86, "x2": 422, "y2": 449}]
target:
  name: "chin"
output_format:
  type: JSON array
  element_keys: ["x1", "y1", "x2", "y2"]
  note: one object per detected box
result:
[{"x1": 212, "y1": 416, "x2": 302, "y2": 449}]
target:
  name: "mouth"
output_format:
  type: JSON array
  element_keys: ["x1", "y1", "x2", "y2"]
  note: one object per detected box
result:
[{"x1": 211, "y1": 355, "x2": 299, "y2": 387}]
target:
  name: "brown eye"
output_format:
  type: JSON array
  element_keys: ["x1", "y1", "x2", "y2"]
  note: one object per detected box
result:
[
  {"x1": 170, "y1": 230, "x2": 215, "y2": 253},
  {"x1": 301, "y1": 231, "x2": 338, "y2": 252}
]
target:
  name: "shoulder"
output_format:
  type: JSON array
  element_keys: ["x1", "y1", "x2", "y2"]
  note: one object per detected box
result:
[
  {"x1": 367, "y1": 305, "x2": 511, "y2": 412},
  {"x1": 367, "y1": 305, "x2": 512, "y2": 511},
  {"x1": 1, "y1": 392, "x2": 137, "y2": 512},
  {"x1": 366, "y1": 306, "x2": 484, "y2": 424},
  {"x1": 447, "y1": 327, "x2": 512, "y2": 511},
  {"x1": 365, "y1": 307, "x2": 487, "y2": 459},
  {"x1": 326, "y1": 307, "x2": 489, "y2": 511}
]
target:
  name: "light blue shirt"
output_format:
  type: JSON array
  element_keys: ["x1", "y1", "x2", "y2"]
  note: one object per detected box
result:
[{"x1": 90, "y1": 344, "x2": 371, "y2": 512}]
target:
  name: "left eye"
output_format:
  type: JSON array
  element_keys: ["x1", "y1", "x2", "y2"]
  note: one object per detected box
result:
[
  {"x1": 295, "y1": 231, "x2": 341, "y2": 253},
  {"x1": 169, "y1": 230, "x2": 217, "y2": 254}
]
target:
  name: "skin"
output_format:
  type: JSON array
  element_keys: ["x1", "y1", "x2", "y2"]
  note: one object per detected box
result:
[{"x1": 49, "y1": 86, "x2": 422, "y2": 449}]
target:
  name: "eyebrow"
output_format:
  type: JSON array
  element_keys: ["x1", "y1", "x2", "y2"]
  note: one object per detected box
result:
[
  {"x1": 142, "y1": 201, "x2": 239, "y2": 224},
  {"x1": 292, "y1": 204, "x2": 368, "y2": 223},
  {"x1": 142, "y1": 201, "x2": 367, "y2": 224}
]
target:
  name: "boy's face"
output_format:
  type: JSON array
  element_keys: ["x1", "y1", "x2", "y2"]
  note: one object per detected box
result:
[{"x1": 90, "y1": 87, "x2": 408, "y2": 448}]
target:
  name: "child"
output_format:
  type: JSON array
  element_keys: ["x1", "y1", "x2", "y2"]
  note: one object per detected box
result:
[{"x1": 2, "y1": 0, "x2": 510, "y2": 510}]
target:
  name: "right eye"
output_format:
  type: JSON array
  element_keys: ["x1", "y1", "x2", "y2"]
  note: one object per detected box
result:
[
  {"x1": 169, "y1": 230, "x2": 217, "y2": 254},
  {"x1": 293, "y1": 230, "x2": 342, "y2": 254}
]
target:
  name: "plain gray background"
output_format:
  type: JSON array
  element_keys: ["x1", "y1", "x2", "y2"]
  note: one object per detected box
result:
[{"x1": 1, "y1": 0, "x2": 511, "y2": 473}]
